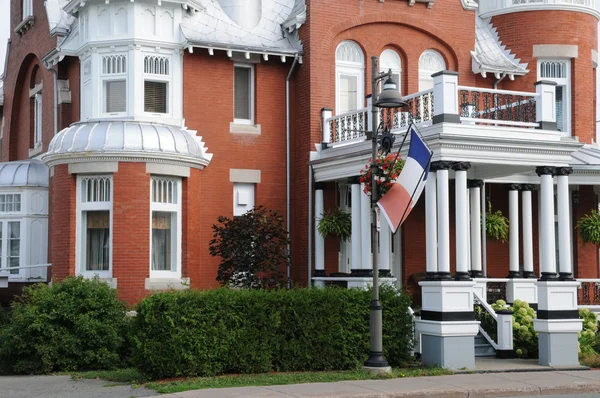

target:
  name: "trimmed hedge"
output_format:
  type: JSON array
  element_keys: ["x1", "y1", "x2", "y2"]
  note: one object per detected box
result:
[
  {"x1": 0, "y1": 276, "x2": 129, "y2": 374},
  {"x1": 132, "y1": 287, "x2": 413, "y2": 379}
]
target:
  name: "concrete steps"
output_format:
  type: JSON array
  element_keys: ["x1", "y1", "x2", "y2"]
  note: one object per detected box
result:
[{"x1": 475, "y1": 332, "x2": 496, "y2": 357}]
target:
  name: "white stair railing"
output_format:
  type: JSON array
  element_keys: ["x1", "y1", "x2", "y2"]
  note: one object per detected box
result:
[{"x1": 474, "y1": 291, "x2": 514, "y2": 356}]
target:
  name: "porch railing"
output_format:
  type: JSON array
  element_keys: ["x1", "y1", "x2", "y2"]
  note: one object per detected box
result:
[
  {"x1": 485, "y1": 278, "x2": 509, "y2": 304},
  {"x1": 578, "y1": 279, "x2": 600, "y2": 306},
  {"x1": 379, "y1": 89, "x2": 434, "y2": 131},
  {"x1": 324, "y1": 107, "x2": 369, "y2": 144},
  {"x1": 458, "y1": 86, "x2": 538, "y2": 128},
  {"x1": 479, "y1": 0, "x2": 600, "y2": 18}
]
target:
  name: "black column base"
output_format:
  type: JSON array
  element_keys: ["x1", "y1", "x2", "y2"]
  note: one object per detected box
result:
[
  {"x1": 455, "y1": 272, "x2": 472, "y2": 281},
  {"x1": 496, "y1": 349, "x2": 516, "y2": 359},
  {"x1": 437, "y1": 272, "x2": 452, "y2": 280},
  {"x1": 425, "y1": 272, "x2": 438, "y2": 281},
  {"x1": 559, "y1": 272, "x2": 575, "y2": 281},
  {"x1": 522, "y1": 271, "x2": 536, "y2": 279},
  {"x1": 364, "y1": 351, "x2": 389, "y2": 368},
  {"x1": 507, "y1": 271, "x2": 522, "y2": 278},
  {"x1": 350, "y1": 269, "x2": 373, "y2": 277},
  {"x1": 469, "y1": 270, "x2": 484, "y2": 278},
  {"x1": 379, "y1": 270, "x2": 392, "y2": 278},
  {"x1": 314, "y1": 269, "x2": 326, "y2": 277},
  {"x1": 539, "y1": 272, "x2": 559, "y2": 281}
]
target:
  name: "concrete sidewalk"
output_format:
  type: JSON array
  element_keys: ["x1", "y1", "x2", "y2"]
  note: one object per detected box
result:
[{"x1": 149, "y1": 369, "x2": 600, "y2": 398}]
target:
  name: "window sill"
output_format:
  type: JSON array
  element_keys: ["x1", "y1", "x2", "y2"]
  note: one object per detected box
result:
[
  {"x1": 145, "y1": 277, "x2": 189, "y2": 291},
  {"x1": 15, "y1": 16, "x2": 34, "y2": 36},
  {"x1": 29, "y1": 145, "x2": 43, "y2": 158},
  {"x1": 230, "y1": 122, "x2": 261, "y2": 135}
]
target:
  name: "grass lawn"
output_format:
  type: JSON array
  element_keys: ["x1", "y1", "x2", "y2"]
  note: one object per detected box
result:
[{"x1": 64, "y1": 366, "x2": 452, "y2": 394}]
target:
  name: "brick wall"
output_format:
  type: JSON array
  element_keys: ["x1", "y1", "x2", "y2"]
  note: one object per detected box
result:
[
  {"x1": 49, "y1": 164, "x2": 76, "y2": 281},
  {"x1": 182, "y1": 51, "x2": 290, "y2": 289}
]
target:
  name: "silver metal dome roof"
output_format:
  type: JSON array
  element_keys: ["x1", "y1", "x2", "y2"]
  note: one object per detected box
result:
[
  {"x1": 43, "y1": 121, "x2": 213, "y2": 169},
  {"x1": 0, "y1": 160, "x2": 49, "y2": 188}
]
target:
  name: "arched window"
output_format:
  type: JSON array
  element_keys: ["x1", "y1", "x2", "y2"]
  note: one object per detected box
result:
[
  {"x1": 418, "y1": 50, "x2": 446, "y2": 91},
  {"x1": 29, "y1": 65, "x2": 43, "y2": 152},
  {"x1": 379, "y1": 49, "x2": 402, "y2": 93},
  {"x1": 335, "y1": 41, "x2": 365, "y2": 114}
]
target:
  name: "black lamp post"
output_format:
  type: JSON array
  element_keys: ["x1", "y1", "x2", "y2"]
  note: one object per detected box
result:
[{"x1": 364, "y1": 56, "x2": 406, "y2": 372}]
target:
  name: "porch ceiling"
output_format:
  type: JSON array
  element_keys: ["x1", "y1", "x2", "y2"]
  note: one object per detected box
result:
[{"x1": 311, "y1": 122, "x2": 583, "y2": 183}]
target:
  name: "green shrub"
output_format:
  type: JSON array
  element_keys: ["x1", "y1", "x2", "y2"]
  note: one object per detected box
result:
[
  {"x1": 0, "y1": 276, "x2": 129, "y2": 374},
  {"x1": 132, "y1": 286, "x2": 413, "y2": 379},
  {"x1": 578, "y1": 308, "x2": 600, "y2": 358},
  {"x1": 511, "y1": 300, "x2": 537, "y2": 359}
]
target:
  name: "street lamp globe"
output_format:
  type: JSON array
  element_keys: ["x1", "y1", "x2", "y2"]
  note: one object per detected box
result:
[{"x1": 374, "y1": 75, "x2": 406, "y2": 109}]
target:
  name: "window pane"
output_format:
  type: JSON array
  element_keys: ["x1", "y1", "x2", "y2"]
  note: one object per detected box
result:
[
  {"x1": 152, "y1": 211, "x2": 173, "y2": 271},
  {"x1": 8, "y1": 222, "x2": 19, "y2": 275},
  {"x1": 234, "y1": 67, "x2": 251, "y2": 120},
  {"x1": 339, "y1": 75, "x2": 358, "y2": 113},
  {"x1": 556, "y1": 86, "x2": 564, "y2": 132},
  {"x1": 86, "y1": 211, "x2": 110, "y2": 272},
  {"x1": 105, "y1": 80, "x2": 126, "y2": 113},
  {"x1": 144, "y1": 81, "x2": 167, "y2": 113}
]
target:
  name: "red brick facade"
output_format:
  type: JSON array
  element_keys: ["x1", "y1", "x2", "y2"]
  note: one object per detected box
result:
[{"x1": 1, "y1": 1, "x2": 599, "y2": 304}]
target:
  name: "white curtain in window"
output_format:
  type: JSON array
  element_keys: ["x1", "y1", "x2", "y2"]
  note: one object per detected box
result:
[
  {"x1": 105, "y1": 80, "x2": 126, "y2": 113},
  {"x1": 338, "y1": 75, "x2": 358, "y2": 114},
  {"x1": 418, "y1": 50, "x2": 446, "y2": 91},
  {"x1": 335, "y1": 41, "x2": 364, "y2": 114},
  {"x1": 86, "y1": 211, "x2": 110, "y2": 271}
]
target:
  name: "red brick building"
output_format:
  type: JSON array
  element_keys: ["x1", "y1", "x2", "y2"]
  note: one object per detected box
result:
[{"x1": 0, "y1": 0, "x2": 599, "y2": 309}]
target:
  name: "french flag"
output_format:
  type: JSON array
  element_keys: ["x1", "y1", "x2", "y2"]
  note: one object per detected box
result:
[{"x1": 377, "y1": 128, "x2": 432, "y2": 233}]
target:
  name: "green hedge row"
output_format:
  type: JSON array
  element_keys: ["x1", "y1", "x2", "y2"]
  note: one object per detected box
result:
[{"x1": 132, "y1": 287, "x2": 413, "y2": 379}]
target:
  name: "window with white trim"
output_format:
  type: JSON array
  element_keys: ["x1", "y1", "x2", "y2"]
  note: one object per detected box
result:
[
  {"x1": 538, "y1": 60, "x2": 571, "y2": 135},
  {"x1": 77, "y1": 176, "x2": 112, "y2": 277},
  {"x1": 335, "y1": 41, "x2": 365, "y2": 114},
  {"x1": 22, "y1": 0, "x2": 32, "y2": 19},
  {"x1": 0, "y1": 194, "x2": 21, "y2": 212},
  {"x1": 233, "y1": 183, "x2": 255, "y2": 216},
  {"x1": 101, "y1": 54, "x2": 127, "y2": 115},
  {"x1": 33, "y1": 93, "x2": 42, "y2": 148},
  {"x1": 144, "y1": 55, "x2": 170, "y2": 114},
  {"x1": 418, "y1": 50, "x2": 446, "y2": 91},
  {"x1": 150, "y1": 177, "x2": 181, "y2": 277},
  {"x1": 0, "y1": 221, "x2": 21, "y2": 276},
  {"x1": 234, "y1": 64, "x2": 254, "y2": 124},
  {"x1": 379, "y1": 49, "x2": 402, "y2": 93}
]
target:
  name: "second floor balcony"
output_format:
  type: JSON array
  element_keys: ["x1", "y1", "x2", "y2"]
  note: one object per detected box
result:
[{"x1": 478, "y1": 0, "x2": 600, "y2": 19}]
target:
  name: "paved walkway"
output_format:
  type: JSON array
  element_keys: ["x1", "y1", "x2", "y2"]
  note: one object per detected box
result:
[{"x1": 149, "y1": 370, "x2": 600, "y2": 398}]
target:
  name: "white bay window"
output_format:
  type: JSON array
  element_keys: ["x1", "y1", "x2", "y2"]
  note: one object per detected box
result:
[
  {"x1": 150, "y1": 177, "x2": 181, "y2": 278},
  {"x1": 77, "y1": 176, "x2": 112, "y2": 278},
  {"x1": 101, "y1": 54, "x2": 127, "y2": 115},
  {"x1": 144, "y1": 55, "x2": 170, "y2": 115}
]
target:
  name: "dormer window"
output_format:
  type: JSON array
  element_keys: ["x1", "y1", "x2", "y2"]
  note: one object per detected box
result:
[
  {"x1": 144, "y1": 55, "x2": 170, "y2": 115},
  {"x1": 101, "y1": 54, "x2": 127, "y2": 115}
]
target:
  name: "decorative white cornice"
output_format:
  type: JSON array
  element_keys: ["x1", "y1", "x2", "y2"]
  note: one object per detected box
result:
[
  {"x1": 43, "y1": 153, "x2": 210, "y2": 170},
  {"x1": 479, "y1": 2, "x2": 600, "y2": 21},
  {"x1": 461, "y1": 0, "x2": 478, "y2": 11}
]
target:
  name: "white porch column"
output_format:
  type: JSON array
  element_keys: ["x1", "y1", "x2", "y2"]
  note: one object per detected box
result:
[
  {"x1": 453, "y1": 162, "x2": 471, "y2": 280},
  {"x1": 508, "y1": 184, "x2": 521, "y2": 278},
  {"x1": 436, "y1": 162, "x2": 452, "y2": 279},
  {"x1": 360, "y1": 183, "x2": 372, "y2": 274},
  {"x1": 379, "y1": 220, "x2": 391, "y2": 276},
  {"x1": 314, "y1": 183, "x2": 326, "y2": 287},
  {"x1": 537, "y1": 167, "x2": 557, "y2": 279},
  {"x1": 426, "y1": 170, "x2": 438, "y2": 279},
  {"x1": 556, "y1": 167, "x2": 574, "y2": 280},
  {"x1": 350, "y1": 179, "x2": 362, "y2": 274},
  {"x1": 521, "y1": 186, "x2": 535, "y2": 278},
  {"x1": 468, "y1": 180, "x2": 483, "y2": 278}
]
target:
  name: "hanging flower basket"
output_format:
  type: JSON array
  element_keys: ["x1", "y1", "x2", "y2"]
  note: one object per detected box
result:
[
  {"x1": 485, "y1": 202, "x2": 509, "y2": 243},
  {"x1": 318, "y1": 209, "x2": 352, "y2": 241},
  {"x1": 360, "y1": 152, "x2": 404, "y2": 197},
  {"x1": 577, "y1": 210, "x2": 600, "y2": 245}
]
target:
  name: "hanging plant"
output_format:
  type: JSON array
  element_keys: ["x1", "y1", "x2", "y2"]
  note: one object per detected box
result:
[
  {"x1": 360, "y1": 152, "x2": 404, "y2": 197},
  {"x1": 577, "y1": 210, "x2": 600, "y2": 245},
  {"x1": 318, "y1": 209, "x2": 352, "y2": 241},
  {"x1": 486, "y1": 201, "x2": 509, "y2": 243}
]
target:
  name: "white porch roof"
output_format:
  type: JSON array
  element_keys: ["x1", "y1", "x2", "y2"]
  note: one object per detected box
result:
[{"x1": 0, "y1": 160, "x2": 49, "y2": 188}]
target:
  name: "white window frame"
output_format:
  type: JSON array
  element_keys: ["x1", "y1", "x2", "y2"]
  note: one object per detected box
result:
[
  {"x1": 537, "y1": 59, "x2": 571, "y2": 136},
  {"x1": 22, "y1": 0, "x2": 32, "y2": 19},
  {"x1": 335, "y1": 41, "x2": 365, "y2": 114},
  {"x1": 143, "y1": 54, "x2": 171, "y2": 116},
  {"x1": 0, "y1": 218, "x2": 24, "y2": 279},
  {"x1": 76, "y1": 175, "x2": 113, "y2": 279},
  {"x1": 100, "y1": 54, "x2": 127, "y2": 116},
  {"x1": 149, "y1": 177, "x2": 182, "y2": 279},
  {"x1": 379, "y1": 49, "x2": 402, "y2": 94},
  {"x1": 233, "y1": 64, "x2": 255, "y2": 125},
  {"x1": 418, "y1": 49, "x2": 446, "y2": 91},
  {"x1": 233, "y1": 183, "x2": 255, "y2": 216}
]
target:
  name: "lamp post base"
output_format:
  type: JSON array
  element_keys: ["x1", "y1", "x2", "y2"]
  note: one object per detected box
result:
[{"x1": 363, "y1": 363, "x2": 392, "y2": 375}]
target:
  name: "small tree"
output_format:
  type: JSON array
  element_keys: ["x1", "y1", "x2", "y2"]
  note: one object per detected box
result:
[{"x1": 209, "y1": 206, "x2": 290, "y2": 289}]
